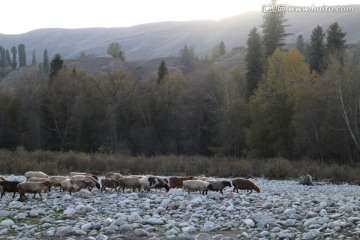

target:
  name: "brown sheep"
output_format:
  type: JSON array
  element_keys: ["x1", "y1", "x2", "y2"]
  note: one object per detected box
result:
[
  {"x1": 232, "y1": 178, "x2": 260, "y2": 193},
  {"x1": 101, "y1": 178, "x2": 119, "y2": 193},
  {"x1": 0, "y1": 181, "x2": 21, "y2": 198},
  {"x1": 169, "y1": 176, "x2": 197, "y2": 188},
  {"x1": 61, "y1": 179, "x2": 95, "y2": 195},
  {"x1": 17, "y1": 181, "x2": 49, "y2": 200},
  {"x1": 70, "y1": 175, "x2": 100, "y2": 190},
  {"x1": 105, "y1": 172, "x2": 124, "y2": 180}
]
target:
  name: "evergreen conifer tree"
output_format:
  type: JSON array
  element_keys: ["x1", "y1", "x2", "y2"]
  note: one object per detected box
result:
[
  {"x1": 296, "y1": 34, "x2": 305, "y2": 55},
  {"x1": 309, "y1": 25, "x2": 327, "y2": 74},
  {"x1": 50, "y1": 53, "x2": 64, "y2": 80},
  {"x1": 245, "y1": 27, "x2": 264, "y2": 100},
  {"x1": 326, "y1": 22, "x2": 346, "y2": 65},
  {"x1": 261, "y1": 0, "x2": 290, "y2": 59},
  {"x1": 157, "y1": 60, "x2": 168, "y2": 84}
]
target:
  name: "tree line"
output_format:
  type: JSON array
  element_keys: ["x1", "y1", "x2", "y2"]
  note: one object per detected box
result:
[{"x1": 0, "y1": 6, "x2": 359, "y2": 165}]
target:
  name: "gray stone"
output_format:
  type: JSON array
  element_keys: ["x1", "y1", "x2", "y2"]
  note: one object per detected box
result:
[
  {"x1": 55, "y1": 226, "x2": 75, "y2": 237},
  {"x1": 146, "y1": 217, "x2": 164, "y2": 225},
  {"x1": 119, "y1": 224, "x2": 133, "y2": 231},
  {"x1": 195, "y1": 233, "x2": 211, "y2": 240}
]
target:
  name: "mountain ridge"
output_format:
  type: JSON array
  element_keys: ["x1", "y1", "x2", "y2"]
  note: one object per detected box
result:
[{"x1": 0, "y1": 7, "x2": 359, "y2": 61}]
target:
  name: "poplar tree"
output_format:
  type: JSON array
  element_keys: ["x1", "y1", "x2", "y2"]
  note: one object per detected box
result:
[
  {"x1": 5, "y1": 49, "x2": 11, "y2": 67},
  {"x1": 107, "y1": 42, "x2": 126, "y2": 61},
  {"x1": 245, "y1": 27, "x2": 264, "y2": 100},
  {"x1": 43, "y1": 49, "x2": 49, "y2": 75},
  {"x1": 18, "y1": 44, "x2": 26, "y2": 67},
  {"x1": 0, "y1": 47, "x2": 5, "y2": 69},
  {"x1": 32, "y1": 49, "x2": 37, "y2": 66},
  {"x1": 11, "y1": 46, "x2": 17, "y2": 70}
]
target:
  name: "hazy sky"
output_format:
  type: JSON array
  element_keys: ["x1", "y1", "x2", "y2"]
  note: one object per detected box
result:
[{"x1": 1, "y1": 0, "x2": 357, "y2": 34}]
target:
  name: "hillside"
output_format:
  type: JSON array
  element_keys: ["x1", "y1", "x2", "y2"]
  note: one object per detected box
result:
[{"x1": 0, "y1": 6, "x2": 359, "y2": 62}]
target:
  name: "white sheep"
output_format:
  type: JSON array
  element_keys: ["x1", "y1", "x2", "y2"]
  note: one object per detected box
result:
[
  {"x1": 24, "y1": 171, "x2": 49, "y2": 179},
  {"x1": 17, "y1": 181, "x2": 49, "y2": 200},
  {"x1": 118, "y1": 177, "x2": 141, "y2": 193},
  {"x1": 49, "y1": 176, "x2": 69, "y2": 191},
  {"x1": 69, "y1": 172, "x2": 98, "y2": 180},
  {"x1": 183, "y1": 180, "x2": 214, "y2": 195},
  {"x1": 26, "y1": 177, "x2": 53, "y2": 192},
  {"x1": 139, "y1": 176, "x2": 170, "y2": 192}
]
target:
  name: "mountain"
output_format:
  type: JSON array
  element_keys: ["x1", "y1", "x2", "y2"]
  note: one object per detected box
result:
[{"x1": 0, "y1": 6, "x2": 359, "y2": 62}]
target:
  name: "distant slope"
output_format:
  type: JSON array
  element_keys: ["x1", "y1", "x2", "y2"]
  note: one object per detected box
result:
[{"x1": 0, "y1": 6, "x2": 359, "y2": 61}]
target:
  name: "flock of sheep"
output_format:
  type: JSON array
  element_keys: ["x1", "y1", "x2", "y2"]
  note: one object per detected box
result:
[{"x1": 0, "y1": 171, "x2": 260, "y2": 201}]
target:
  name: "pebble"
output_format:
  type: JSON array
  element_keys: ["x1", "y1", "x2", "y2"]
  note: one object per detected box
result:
[{"x1": 0, "y1": 176, "x2": 359, "y2": 239}]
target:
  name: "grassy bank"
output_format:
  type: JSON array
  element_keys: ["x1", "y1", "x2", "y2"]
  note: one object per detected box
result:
[{"x1": 0, "y1": 147, "x2": 359, "y2": 184}]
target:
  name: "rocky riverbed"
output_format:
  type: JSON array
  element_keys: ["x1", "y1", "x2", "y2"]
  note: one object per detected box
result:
[{"x1": 0, "y1": 176, "x2": 360, "y2": 240}]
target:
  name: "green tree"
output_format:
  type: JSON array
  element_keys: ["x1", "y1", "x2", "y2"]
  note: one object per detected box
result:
[
  {"x1": 43, "y1": 49, "x2": 49, "y2": 75},
  {"x1": 219, "y1": 41, "x2": 226, "y2": 56},
  {"x1": 31, "y1": 49, "x2": 36, "y2": 66},
  {"x1": 157, "y1": 60, "x2": 168, "y2": 84},
  {"x1": 296, "y1": 34, "x2": 305, "y2": 55},
  {"x1": 49, "y1": 53, "x2": 64, "y2": 80},
  {"x1": 0, "y1": 47, "x2": 5, "y2": 69},
  {"x1": 261, "y1": 0, "x2": 290, "y2": 59},
  {"x1": 212, "y1": 41, "x2": 226, "y2": 60},
  {"x1": 326, "y1": 22, "x2": 346, "y2": 65},
  {"x1": 180, "y1": 45, "x2": 195, "y2": 73},
  {"x1": 309, "y1": 25, "x2": 327, "y2": 74},
  {"x1": 18, "y1": 44, "x2": 26, "y2": 67},
  {"x1": 11, "y1": 46, "x2": 17, "y2": 70},
  {"x1": 247, "y1": 49, "x2": 307, "y2": 159},
  {"x1": 107, "y1": 42, "x2": 126, "y2": 61},
  {"x1": 5, "y1": 49, "x2": 11, "y2": 68},
  {"x1": 245, "y1": 27, "x2": 264, "y2": 100}
]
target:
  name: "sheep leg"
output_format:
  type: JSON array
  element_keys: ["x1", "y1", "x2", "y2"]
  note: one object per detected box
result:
[
  {"x1": 20, "y1": 193, "x2": 27, "y2": 200},
  {"x1": 12, "y1": 191, "x2": 17, "y2": 198},
  {"x1": 39, "y1": 192, "x2": 42, "y2": 200}
]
